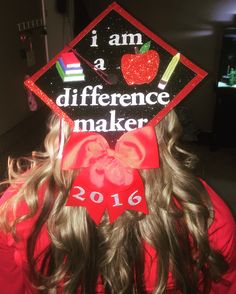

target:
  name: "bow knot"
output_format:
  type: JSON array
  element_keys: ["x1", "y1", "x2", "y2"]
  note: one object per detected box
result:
[{"x1": 106, "y1": 148, "x2": 115, "y2": 157}]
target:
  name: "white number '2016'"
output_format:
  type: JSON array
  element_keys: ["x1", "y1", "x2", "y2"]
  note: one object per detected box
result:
[{"x1": 72, "y1": 186, "x2": 142, "y2": 207}]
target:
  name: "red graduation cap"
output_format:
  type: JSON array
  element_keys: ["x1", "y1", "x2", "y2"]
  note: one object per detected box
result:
[
  {"x1": 24, "y1": 2, "x2": 207, "y2": 224},
  {"x1": 25, "y1": 2, "x2": 207, "y2": 146}
]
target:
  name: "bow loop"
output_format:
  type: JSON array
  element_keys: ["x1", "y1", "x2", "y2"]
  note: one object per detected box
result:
[
  {"x1": 62, "y1": 132, "x2": 109, "y2": 169},
  {"x1": 115, "y1": 126, "x2": 159, "y2": 168}
]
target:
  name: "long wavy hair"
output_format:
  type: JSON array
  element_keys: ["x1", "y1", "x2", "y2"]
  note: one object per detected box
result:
[{"x1": 0, "y1": 110, "x2": 228, "y2": 293}]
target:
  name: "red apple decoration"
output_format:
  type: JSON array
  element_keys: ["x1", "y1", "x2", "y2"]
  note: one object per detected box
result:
[{"x1": 121, "y1": 41, "x2": 159, "y2": 85}]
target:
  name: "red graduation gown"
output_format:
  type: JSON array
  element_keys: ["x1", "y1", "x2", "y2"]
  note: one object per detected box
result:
[{"x1": 0, "y1": 180, "x2": 235, "y2": 293}]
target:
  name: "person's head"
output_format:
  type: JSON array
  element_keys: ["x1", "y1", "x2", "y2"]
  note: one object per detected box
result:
[{"x1": 1, "y1": 110, "x2": 227, "y2": 294}]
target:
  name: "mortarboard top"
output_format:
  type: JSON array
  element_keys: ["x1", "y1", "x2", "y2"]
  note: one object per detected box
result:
[
  {"x1": 25, "y1": 2, "x2": 207, "y2": 147},
  {"x1": 24, "y1": 2, "x2": 208, "y2": 223}
]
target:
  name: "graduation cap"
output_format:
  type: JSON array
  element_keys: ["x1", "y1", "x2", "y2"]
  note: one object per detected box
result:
[{"x1": 25, "y1": 2, "x2": 207, "y2": 224}]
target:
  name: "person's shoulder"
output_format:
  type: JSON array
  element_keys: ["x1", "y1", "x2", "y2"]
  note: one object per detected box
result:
[
  {"x1": 200, "y1": 179, "x2": 235, "y2": 230},
  {"x1": 200, "y1": 179, "x2": 236, "y2": 264},
  {"x1": 0, "y1": 184, "x2": 28, "y2": 217},
  {"x1": 0, "y1": 182, "x2": 46, "y2": 230},
  {"x1": 0, "y1": 185, "x2": 20, "y2": 204}
]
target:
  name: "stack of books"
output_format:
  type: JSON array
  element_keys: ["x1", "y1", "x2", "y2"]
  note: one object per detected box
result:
[{"x1": 56, "y1": 52, "x2": 85, "y2": 82}]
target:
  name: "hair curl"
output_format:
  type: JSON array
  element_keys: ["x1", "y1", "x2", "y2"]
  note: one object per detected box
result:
[{"x1": 0, "y1": 111, "x2": 228, "y2": 293}]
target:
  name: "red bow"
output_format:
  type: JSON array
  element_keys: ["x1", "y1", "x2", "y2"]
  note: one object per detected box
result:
[{"x1": 61, "y1": 126, "x2": 159, "y2": 224}]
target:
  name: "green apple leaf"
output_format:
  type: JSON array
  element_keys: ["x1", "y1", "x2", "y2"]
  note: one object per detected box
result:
[{"x1": 139, "y1": 41, "x2": 151, "y2": 54}]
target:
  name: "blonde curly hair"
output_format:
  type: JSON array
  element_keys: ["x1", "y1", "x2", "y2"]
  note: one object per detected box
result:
[{"x1": 0, "y1": 110, "x2": 227, "y2": 293}]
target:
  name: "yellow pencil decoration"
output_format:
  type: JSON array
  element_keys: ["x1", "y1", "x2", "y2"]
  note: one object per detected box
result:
[{"x1": 158, "y1": 53, "x2": 180, "y2": 90}]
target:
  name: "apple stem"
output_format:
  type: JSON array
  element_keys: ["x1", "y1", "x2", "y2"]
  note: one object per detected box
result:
[{"x1": 134, "y1": 46, "x2": 139, "y2": 54}]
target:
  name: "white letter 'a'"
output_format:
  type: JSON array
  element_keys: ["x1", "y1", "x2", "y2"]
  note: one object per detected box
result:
[
  {"x1": 94, "y1": 58, "x2": 106, "y2": 70},
  {"x1": 109, "y1": 34, "x2": 120, "y2": 46}
]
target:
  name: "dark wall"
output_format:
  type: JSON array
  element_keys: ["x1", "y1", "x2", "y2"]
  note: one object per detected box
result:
[{"x1": 0, "y1": 1, "x2": 46, "y2": 136}]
